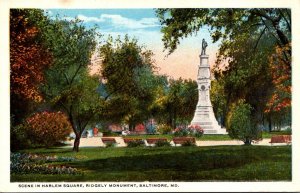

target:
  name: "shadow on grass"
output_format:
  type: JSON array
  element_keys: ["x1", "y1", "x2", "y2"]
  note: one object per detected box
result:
[
  {"x1": 12, "y1": 146, "x2": 291, "y2": 182},
  {"x1": 69, "y1": 146, "x2": 290, "y2": 173}
]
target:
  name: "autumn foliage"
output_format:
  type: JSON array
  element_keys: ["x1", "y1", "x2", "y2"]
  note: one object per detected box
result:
[
  {"x1": 24, "y1": 111, "x2": 72, "y2": 147},
  {"x1": 10, "y1": 9, "x2": 52, "y2": 102},
  {"x1": 265, "y1": 43, "x2": 291, "y2": 113}
]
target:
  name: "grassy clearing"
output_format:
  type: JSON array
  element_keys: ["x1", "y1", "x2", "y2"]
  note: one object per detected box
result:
[{"x1": 12, "y1": 145, "x2": 291, "y2": 182}]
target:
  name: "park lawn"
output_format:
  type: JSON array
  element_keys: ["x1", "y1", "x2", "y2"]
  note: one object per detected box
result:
[{"x1": 11, "y1": 145, "x2": 291, "y2": 182}]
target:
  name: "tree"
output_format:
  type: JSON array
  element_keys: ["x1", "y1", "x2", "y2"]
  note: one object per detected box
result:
[
  {"x1": 99, "y1": 36, "x2": 158, "y2": 130},
  {"x1": 210, "y1": 79, "x2": 227, "y2": 127},
  {"x1": 156, "y1": 8, "x2": 291, "y2": 129},
  {"x1": 156, "y1": 9, "x2": 290, "y2": 57},
  {"x1": 227, "y1": 100, "x2": 262, "y2": 145},
  {"x1": 10, "y1": 9, "x2": 52, "y2": 125},
  {"x1": 152, "y1": 78, "x2": 198, "y2": 128},
  {"x1": 265, "y1": 43, "x2": 291, "y2": 112},
  {"x1": 41, "y1": 17, "x2": 102, "y2": 152},
  {"x1": 264, "y1": 43, "x2": 291, "y2": 131}
]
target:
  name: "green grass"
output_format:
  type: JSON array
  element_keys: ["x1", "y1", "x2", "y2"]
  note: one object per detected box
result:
[
  {"x1": 262, "y1": 131, "x2": 292, "y2": 138},
  {"x1": 201, "y1": 134, "x2": 232, "y2": 140},
  {"x1": 123, "y1": 134, "x2": 232, "y2": 141},
  {"x1": 12, "y1": 145, "x2": 291, "y2": 182}
]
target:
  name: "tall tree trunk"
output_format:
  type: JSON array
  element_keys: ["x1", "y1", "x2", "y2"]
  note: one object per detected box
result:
[
  {"x1": 173, "y1": 109, "x2": 177, "y2": 129},
  {"x1": 73, "y1": 133, "x2": 81, "y2": 152},
  {"x1": 268, "y1": 114, "x2": 272, "y2": 132},
  {"x1": 244, "y1": 138, "x2": 251, "y2": 145},
  {"x1": 167, "y1": 111, "x2": 173, "y2": 128},
  {"x1": 129, "y1": 122, "x2": 135, "y2": 131}
]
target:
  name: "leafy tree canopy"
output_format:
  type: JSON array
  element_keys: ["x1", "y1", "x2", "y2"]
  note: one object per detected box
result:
[
  {"x1": 156, "y1": 8, "x2": 290, "y2": 57},
  {"x1": 99, "y1": 35, "x2": 159, "y2": 129},
  {"x1": 10, "y1": 9, "x2": 53, "y2": 125},
  {"x1": 41, "y1": 17, "x2": 102, "y2": 151},
  {"x1": 156, "y1": 8, "x2": 291, "y2": 129}
]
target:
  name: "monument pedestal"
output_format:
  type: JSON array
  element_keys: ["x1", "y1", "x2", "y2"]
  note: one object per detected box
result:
[
  {"x1": 191, "y1": 106, "x2": 227, "y2": 134},
  {"x1": 191, "y1": 54, "x2": 227, "y2": 134}
]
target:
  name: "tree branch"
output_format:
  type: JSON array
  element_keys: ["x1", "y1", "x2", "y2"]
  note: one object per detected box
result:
[
  {"x1": 253, "y1": 9, "x2": 290, "y2": 48},
  {"x1": 253, "y1": 26, "x2": 267, "y2": 51},
  {"x1": 69, "y1": 63, "x2": 83, "y2": 86},
  {"x1": 63, "y1": 72, "x2": 70, "y2": 85},
  {"x1": 260, "y1": 17, "x2": 282, "y2": 46}
]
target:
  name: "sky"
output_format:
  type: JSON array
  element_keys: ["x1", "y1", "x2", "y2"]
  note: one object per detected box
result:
[{"x1": 45, "y1": 9, "x2": 220, "y2": 80}]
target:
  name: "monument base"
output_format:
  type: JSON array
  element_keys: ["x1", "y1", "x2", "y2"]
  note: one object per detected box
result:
[{"x1": 191, "y1": 106, "x2": 227, "y2": 134}]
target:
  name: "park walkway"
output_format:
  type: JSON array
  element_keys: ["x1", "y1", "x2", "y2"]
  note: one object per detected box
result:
[{"x1": 63, "y1": 137, "x2": 282, "y2": 148}]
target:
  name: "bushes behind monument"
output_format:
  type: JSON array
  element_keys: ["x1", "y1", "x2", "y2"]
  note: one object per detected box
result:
[
  {"x1": 173, "y1": 125, "x2": 204, "y2": 138},
  {"x1": 227, "y1": 100, "x2": 262, "y2": 145}
]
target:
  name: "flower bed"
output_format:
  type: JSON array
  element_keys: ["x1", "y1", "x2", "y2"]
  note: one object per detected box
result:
[
  {"x1": 173, "y1": 125, "x2": 204, "y2": 138},
  {"x1": 10, "y1": 153, "x2": 80, "y2": 175}
]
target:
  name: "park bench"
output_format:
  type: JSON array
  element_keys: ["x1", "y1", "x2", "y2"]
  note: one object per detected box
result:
[
  {"x1": 269, "y1": 135, "x2": 291, "y2": 145},
  {"x1": 172, "y1": 137, "x2": 196, "y2": 146},
  {"x1": 146, "y1": 138, "x2": 168, "y2": 145},
  {"x1": 101, "y1": 137, "x2": 116, "y2": 145}
]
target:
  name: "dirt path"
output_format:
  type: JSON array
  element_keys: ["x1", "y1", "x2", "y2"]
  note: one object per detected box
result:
[{"x1": 63, "y1": 137, "x2": 284, "y2": 148}]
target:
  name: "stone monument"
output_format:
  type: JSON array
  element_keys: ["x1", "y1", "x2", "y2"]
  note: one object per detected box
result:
[{"x1": 190, "y1": 39, "x2": 227, "y2": 134}]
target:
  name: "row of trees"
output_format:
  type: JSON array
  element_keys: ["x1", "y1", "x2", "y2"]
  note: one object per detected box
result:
[
  {"x1": 11, "y1": 9, "x2": 101, "y2": 151},
  {"x1": 11, "y1": 8, "x2": 291, "y2": 149},
  {"x1": 10, "y1": 9, "x2": 198, "y2": 151},
  {"x1": 157, "y1": 8, "x2": 291, "y2": 144}
]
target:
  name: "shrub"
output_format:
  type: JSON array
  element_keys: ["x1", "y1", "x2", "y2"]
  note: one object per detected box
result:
[
  {"x1": 285, "y1": 127, "x2": 292, "y2": 135},
  {"x1": 155, "y1": 140, "x2": 170, "y2": 147},
  {"x1": 188, "y1": 125, "x2": 204, "y2": 137},
  {"x1": 227, "y1": 100, "x2": 262, "y2": 145},
  {"x1": 173, "y1": 127, "x2": 188, "y2": 137},
  {"x1": 156, "y1": 124, "x2": 172, "y2": 134},
  {"x1": 105, "y1": 143, "x2": 116, "y2": 148},
  {"x1": 11, "y1": 124, "x2": 33, "y2": 150},
  {"x1": 127, "y1": 140, "x2": 145, "y2": 147},
  {"x1": 173, "y1": 125, "x2": 204, "y2": 138},
  {"x1": 24, "y1": 111, "x2": 72, "y2": 147},
  {"x1": 181, "y1": 140, "x2": 196, "y2": 146}
]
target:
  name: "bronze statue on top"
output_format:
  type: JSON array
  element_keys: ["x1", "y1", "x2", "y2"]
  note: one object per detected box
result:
[{"x1": 201, "y1": 38, "x2": 208, "y2": 55}]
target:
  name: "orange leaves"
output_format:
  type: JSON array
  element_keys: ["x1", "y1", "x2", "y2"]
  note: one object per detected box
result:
[
  {"x1": 10, "y1": 9, "x2": 52, "y2": 102},
  {"x1": 265, "y1": 43, "x2": 291, "y2": 113}
]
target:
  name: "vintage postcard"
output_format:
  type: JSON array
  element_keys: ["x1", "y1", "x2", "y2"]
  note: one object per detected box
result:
[{"x1": 1, "y1": 0, "x2": 300, "y2": 192}]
